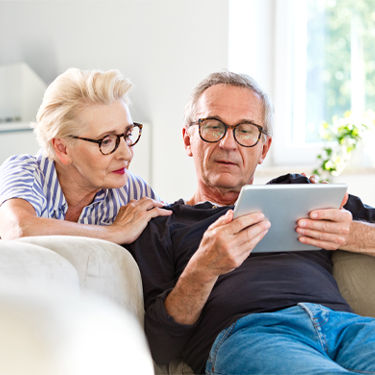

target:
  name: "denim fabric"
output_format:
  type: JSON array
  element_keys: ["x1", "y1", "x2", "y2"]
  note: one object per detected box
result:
[{"x1": 205, "y1": 303, "x2": 375, "y2": 375}]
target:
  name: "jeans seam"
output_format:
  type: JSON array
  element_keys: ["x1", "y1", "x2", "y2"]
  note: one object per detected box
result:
[
  {"x1": 208, "y1": 322, "x2": 237, "y2": 374},
  {"x1": 299, "y1": 303, "x2": 328, "y2": 354}
]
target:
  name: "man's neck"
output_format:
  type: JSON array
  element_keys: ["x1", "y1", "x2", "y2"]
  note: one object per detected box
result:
[{"x1": 186, "y1": 186, "x2": 241, "y2": 206}]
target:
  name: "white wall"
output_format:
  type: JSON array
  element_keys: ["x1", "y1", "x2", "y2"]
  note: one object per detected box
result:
[
  {"x1": 228, "y1": 0, "x2": 275, "y2": 168},
  {"x1": 0, "y1": 0, "x2": 229, "y2": 203},
  {"x1": 1, "y1": 0, "x2": 374, "y2": 207}
]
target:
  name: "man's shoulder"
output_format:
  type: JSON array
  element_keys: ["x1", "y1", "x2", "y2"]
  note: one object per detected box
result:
[{"x1": 267, "y1": 173, "x2": 311, "y2": 185}]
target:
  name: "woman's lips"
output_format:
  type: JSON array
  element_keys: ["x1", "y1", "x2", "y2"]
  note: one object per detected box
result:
[{"x1": 112, "y1": 168, "x2": 126, "y2": 175}]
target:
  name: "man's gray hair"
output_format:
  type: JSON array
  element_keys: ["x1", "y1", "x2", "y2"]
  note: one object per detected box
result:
[{"x1": 183, "y1": 71, "x2": 274, "y2": 137}]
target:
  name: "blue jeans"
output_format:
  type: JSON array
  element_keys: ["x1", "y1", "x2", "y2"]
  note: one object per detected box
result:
[{"x1": 205, "y1": 303, "x2": 375, "y2": 374}]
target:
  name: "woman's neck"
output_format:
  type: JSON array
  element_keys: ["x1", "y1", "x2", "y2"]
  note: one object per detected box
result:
[{"x1": 54, "y1": 161, "x2": 99, "y2": 219}]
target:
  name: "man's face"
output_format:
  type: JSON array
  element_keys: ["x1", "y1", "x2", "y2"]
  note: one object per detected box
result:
[{"x1": 183, "y1": 84, "x2": 272, "y2": 197}]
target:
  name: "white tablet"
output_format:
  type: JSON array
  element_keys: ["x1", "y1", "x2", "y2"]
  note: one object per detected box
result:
[{"x1": 233, "y1": 184, "x2": 348, "y2": 253}]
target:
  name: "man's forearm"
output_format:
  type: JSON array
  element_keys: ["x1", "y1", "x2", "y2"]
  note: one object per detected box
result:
[
  {"x1": 341, "y1": 220, "x2": 375, "y2": 256},
  {"x1": 165, "y1": 257, "x2": 218, "y2": 325}
]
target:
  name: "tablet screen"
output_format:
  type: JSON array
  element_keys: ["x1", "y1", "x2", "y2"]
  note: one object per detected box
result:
[{"x1": 233, "y1": 184, "x2": 348, "y2": 253}]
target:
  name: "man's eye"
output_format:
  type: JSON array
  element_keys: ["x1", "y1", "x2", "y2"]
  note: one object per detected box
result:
[
  {"x1": 238, "y1": 129, "x2": 252, "y2": 134},
  {"x1": 204, "y1": 125, "x2": 222, "y2": 132}
]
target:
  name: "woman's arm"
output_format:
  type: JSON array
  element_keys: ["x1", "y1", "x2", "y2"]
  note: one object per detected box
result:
[{"x1": 0, "y1": 197, "x2": 171, "y2": 244}]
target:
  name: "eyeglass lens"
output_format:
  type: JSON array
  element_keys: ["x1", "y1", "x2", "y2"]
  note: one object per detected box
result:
[
  {"x1": 200, "y1": 119, "x2": 260, "y2": 147},
  {"x1": 100, "y1": 125, "x2": 141, "y2": 154}
]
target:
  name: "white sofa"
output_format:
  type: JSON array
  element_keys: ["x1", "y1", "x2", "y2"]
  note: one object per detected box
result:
[{"x1": 1, "y1": 235, "x2": 375, "y2": 375}]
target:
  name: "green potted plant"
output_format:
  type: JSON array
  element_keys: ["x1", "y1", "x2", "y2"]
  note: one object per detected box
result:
[{"x1": 313, "y1": 110, "x2": 375, "y2": 180}]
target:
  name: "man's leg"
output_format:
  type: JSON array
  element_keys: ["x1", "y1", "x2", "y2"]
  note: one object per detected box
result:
[
  {"x1": 205, "y1": 305, "x2": 375, "y2": 375},
  {"x1": 300, "y1": 303, "x2": 375, "y2": 373}
]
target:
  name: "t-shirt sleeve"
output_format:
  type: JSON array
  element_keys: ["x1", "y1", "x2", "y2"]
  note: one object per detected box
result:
[
  {"x1": 0, "y1": 154, "x2": 46, "y2": 216},
  {"x1": 344, "y1": 194, "x2": 375, "y2": 222},
  {"x1": 125, "y1": 214, "x2": 198, "y2": 365}
]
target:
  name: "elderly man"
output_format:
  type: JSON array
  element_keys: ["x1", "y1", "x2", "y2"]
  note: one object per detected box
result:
[{"x1": 125, "y1": 72, "x2": 375, "y2": 375}]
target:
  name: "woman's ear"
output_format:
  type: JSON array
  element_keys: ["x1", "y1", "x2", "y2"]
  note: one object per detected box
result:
[
  {"x1": 183, "y1": 126, "x2": 193, "y2": 157},
  {"x1": 52, "y1": 138, "x2": 72, "y2": 165}
]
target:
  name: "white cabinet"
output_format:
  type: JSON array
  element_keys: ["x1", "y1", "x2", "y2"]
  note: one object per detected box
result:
[
  {"x1": 0, "y1": 123, "x2": 40, "y2": 164},
  {"x1": 0, "y1": 63, "x2": 46, "y2": 164}
]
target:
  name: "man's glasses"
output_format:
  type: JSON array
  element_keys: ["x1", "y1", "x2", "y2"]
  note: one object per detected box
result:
[
  {"x1": 190, "y1": 118, "x2": 266, "y2": 147},
  {"x1": 70, "y1": 123, "x2": 143, "y2": 155}
]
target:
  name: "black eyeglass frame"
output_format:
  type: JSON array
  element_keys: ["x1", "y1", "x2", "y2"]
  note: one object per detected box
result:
[
  {"x1": 70, "y1": 123, "x2": 143, "y2": 155},
  {"x1": 190, "y1": 117, "x2": 267, "y2": 148}
]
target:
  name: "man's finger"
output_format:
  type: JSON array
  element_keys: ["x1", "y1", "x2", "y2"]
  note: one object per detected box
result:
[{"x1": 340, "y1": 192, "x2": 349, "y2": 209}]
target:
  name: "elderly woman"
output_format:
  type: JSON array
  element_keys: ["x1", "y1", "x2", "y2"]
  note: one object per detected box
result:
[{"x1": 0, "y1": 68, "x2": 171, "y2": 243}]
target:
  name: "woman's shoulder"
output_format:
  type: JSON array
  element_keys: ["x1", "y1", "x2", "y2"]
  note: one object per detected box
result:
[
  {"x1": 0, "y1": 151, "x2": 57, "y2": 187},
  {"x1": 1, "y1": 153, "x2": 38, "y2": 173},
  {"x1": 0, "y1": 151, "x2": 48, "y2": 174}
]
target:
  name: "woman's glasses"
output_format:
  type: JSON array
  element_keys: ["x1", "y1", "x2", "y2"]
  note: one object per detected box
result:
[{"x1": 70, "y1": 123, "x2": 143, "y2": 155}]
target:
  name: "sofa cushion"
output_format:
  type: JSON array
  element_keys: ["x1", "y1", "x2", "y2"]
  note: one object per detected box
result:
[{"x1": 332, "y1": 250, "x2": 375, "y2": 318}]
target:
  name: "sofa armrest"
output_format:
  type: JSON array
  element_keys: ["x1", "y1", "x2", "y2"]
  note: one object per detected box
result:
[
  {"x1": 332, "y1": 250, "x2": 375, "y2": 318},
  {"x1": 17, "y1": 235, "x2": 144, "y2": 324},
  {"x1": 0, "y1": 239, "x2": 79, "y2": 294}
]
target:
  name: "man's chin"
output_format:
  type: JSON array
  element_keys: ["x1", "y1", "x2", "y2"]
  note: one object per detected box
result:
[{"x1": 208, "y1": 176, "x2": 244, "y2": 193}]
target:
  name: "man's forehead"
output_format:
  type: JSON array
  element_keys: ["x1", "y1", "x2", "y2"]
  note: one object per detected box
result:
[{"x1": 195, "y1": 84, "x2": 263, "y2": 122}]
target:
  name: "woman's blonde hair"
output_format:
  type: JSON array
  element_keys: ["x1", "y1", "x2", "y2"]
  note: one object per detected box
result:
[{"x1": 32, "y1": 68, "x2": 133, "y2": 160}]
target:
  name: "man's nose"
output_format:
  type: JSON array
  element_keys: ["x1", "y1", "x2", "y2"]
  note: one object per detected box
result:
[{"x1": 219, "y1": 128, "x2": 237, "y2": 149}]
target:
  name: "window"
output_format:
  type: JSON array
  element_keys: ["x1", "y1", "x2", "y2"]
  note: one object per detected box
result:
[
  {"x1": 296, "y1": 0, "x2": 375, "y2": 142},
  {"x1": 273, "y1": 0, "x2": 375, "y2": 165}
]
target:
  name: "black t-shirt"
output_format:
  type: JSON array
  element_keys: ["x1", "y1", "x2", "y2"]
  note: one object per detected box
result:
[{"x1": 124, "y1": 174, "x2": 375, "y2": 374}]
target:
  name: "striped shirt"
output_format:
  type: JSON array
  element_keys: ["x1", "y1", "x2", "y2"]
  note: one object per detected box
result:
[{"x1": 0, "y1": 150, "x2": 163, "y2": 225}]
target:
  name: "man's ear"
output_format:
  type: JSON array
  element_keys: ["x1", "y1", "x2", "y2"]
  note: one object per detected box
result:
[
  {"x1": 52, "y1": 138, "x2": 71, "y2": 165},
  {"x1": 183, "y1": 127, "x2": 193, "y2": 157},
  {"x1": 258, "y1": 136, "x2": 272, "y2": 165}
]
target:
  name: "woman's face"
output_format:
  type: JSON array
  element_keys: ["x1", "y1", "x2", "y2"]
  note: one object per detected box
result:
[{"x1": 67, "y1": 100, "x2": 135, "y2": 191}]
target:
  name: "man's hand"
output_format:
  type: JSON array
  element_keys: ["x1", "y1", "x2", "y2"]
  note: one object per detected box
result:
[
  {"x1": 296, "y1": 208, "x2": 352, "y2": 251},
  {"x1": 165, "y1": 210, "x2": 270, "y2": 325},
  {"x1": 192, "y1": 210, "x2": 270, "y2": 278}
]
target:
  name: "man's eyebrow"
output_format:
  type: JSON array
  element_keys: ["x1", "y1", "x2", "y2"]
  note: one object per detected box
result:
[{"x1": 204, "y1": 115, "x2": 259, "y2": 124}]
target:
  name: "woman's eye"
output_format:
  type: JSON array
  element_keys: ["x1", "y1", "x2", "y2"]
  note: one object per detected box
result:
[{"x1": 102, "y1": 137, "x2": 113, "y2": 146}]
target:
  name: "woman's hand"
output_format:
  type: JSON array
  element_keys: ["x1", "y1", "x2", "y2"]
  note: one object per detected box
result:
[{"x1": 110, "y1": 197, "x2": 172, "y2": 244}]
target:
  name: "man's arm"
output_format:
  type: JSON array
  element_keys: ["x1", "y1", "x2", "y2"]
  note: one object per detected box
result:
[{"x1": 165, "y1": 210, "x2": 270, "y2": 325}]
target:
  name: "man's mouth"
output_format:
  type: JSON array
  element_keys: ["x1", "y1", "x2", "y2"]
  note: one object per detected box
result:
[{"x1": 216, "y1": 160, "x2": 237, "y2": 166}]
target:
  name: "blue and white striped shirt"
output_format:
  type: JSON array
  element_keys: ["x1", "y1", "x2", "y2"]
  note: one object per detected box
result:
[{"x1": 0, "y1": 150, "x2": 163, "y2": 225}]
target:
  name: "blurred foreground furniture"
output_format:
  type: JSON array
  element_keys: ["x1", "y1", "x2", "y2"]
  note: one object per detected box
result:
[
  {"x1": 0, "y1": 236, "x2": 153, "y2": 375},
  {"x1": 0, "y1": 236, "x2": 374, "y2": 375}
]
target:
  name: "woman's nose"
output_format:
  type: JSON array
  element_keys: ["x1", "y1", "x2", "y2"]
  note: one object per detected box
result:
[{"x1": 116, "y1": 137, "x2": 133, "y2": 160}]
